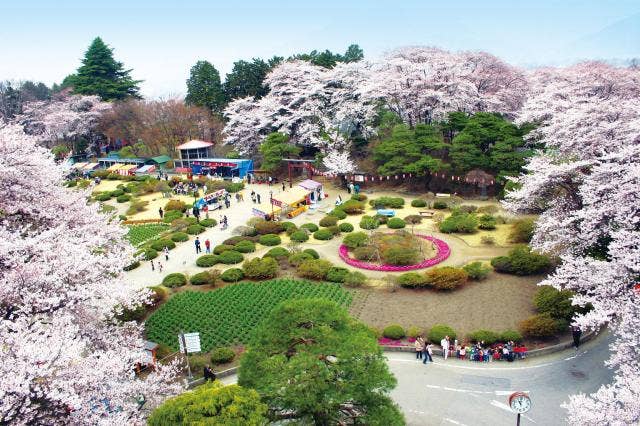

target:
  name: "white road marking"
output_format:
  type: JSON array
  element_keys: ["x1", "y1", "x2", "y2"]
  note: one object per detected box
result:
[
  {"x1": 387, "y1": 357, "x2": 560, "y2": 371},
  {"x1": 444, "y1": 418, "x2": 468, "y2": 426},
  {"x1": 564, "y1": 350, "x2": 588, "y2": 361},
  {"x1": 490, "y1": 400, "x2": 536, "y2": 423},
  {"x1": 426, "y1": 384, "x2": 529, "y2": 396}
]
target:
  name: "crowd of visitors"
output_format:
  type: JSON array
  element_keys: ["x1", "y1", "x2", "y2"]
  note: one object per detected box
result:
[{"x1": 414, "y1": 335, "x2": 528, "y2": 364}]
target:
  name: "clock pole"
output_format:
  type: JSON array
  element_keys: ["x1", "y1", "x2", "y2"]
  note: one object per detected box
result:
[{"x1": 516, "y1": 413, "x2": 521, "y2": 426}]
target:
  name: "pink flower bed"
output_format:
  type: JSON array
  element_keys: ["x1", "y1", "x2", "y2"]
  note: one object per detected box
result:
[
  {"x1": 339, "y1": 234, "x2": 451, "y2": 271},
  {"x1": 377, "y1": 337, "x2": 405, "y2": 346}
]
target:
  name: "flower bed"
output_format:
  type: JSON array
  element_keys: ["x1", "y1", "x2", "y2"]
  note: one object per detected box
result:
[
  {"x1": 339, "y1": 234, "x2": 451, "y2": 271},
  {"x1": 377, "y1": 337, "x2": 406, "y2": 346}
]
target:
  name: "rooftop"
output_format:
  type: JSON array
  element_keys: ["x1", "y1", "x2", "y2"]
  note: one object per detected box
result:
[{"x1": 176, "y1": 140, "x2": 214, "y2": 150}]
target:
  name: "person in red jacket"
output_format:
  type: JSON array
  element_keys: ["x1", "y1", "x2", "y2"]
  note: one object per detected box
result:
[{"x1": 205, "y1": 239, "x2": 211, "y2": 254}]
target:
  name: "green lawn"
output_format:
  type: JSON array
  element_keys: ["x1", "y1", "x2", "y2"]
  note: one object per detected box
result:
[
  {"x1": 145, "y1": 279, "x2": 352, "y2": 352},
  {"x1": 126, "y1": 223, "x2": 170, "y2": 246}
]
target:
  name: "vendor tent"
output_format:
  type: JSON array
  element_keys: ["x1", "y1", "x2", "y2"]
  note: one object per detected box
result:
[
  {"x1": 72, "y1": 162, "x2": 88, "y2": 170},
  {"x1": 135, "y1": 164, "x2": 156, "y2": 175},
  {"x1": 117, "y1": 164, "x2": 138, "y2": 176},
  {"x1": 82, "y1": 162, "x2": 99, "y2": 171}
]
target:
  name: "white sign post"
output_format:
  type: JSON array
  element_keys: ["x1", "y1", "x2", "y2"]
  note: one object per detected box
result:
[{"x1": 178, "y1": 332, "x2": 202, "y2": 379}]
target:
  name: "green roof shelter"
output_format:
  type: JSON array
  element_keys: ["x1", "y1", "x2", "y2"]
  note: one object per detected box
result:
[{"x1": 150, "y1": 155, "x2": 172, "y2": 169}]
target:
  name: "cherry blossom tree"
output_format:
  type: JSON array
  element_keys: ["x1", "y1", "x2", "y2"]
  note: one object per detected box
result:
[
  {"x1": 505, "y1": 62, "x2": 640, "y2": 425},
  {"x1": 0, "y1": 124, "x2": 182, "y2": 424}
]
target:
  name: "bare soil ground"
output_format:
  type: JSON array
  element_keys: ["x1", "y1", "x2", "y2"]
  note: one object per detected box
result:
[{"x1": 349, "y1": 271, "x2": 542, "y2": 340}]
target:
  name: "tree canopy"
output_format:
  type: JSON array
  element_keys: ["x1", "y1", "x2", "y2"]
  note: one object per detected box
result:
[
  {"x1": 185, "y1": 60, "x2": 226, "y2": 114},
  {"x1": 290, "y1": 43, "x2": 364, "y2": 68},
  {"x1": 67, "y1": 37, "x2": 141, "y2": 101},
  {"x1": 148, "y1": 382, "x2": 268, "y2": 426},
  {"x1": 238, "y1": 298, "x2": 404, "y2": 425},
  {"x1": 223, "y1": 56, "x2": 283, "y2": 101},
  {"x1": 258, "y1": 132, "x2": 301, "y2": 172}
]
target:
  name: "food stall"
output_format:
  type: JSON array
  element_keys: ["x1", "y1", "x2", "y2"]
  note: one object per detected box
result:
[
  {"x1": 194, "y1": 188, "x2": 227, "y2": 211},
  {"x1": 253, "y1": 179, "x2": 324, "y2": 220}
]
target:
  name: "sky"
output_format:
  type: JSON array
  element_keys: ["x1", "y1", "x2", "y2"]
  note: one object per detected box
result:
[{"x1": 1, "y1": 0, "x2": 639, "y2": 98}]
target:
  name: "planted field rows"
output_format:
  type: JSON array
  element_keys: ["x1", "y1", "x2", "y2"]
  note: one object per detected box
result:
[
  {"x1": 145, "y1": 279, "x2": 352, "y2": 352},
  {"x1": 126, "y1": 224, "x2": 170, "y2": 246}
]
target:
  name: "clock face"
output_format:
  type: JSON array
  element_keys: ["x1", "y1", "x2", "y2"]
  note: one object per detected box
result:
[{"x1": 510, "y1": 394, "x2": 532, "y2": 413}]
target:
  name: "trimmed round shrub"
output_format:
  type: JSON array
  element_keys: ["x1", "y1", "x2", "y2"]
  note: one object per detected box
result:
[
  {"x1": 359, "y1": 215, "x2": 379, "y2": 230},
  {"x1": 165, "y1": 199, "x2": 186, "y2": 211},
  {"x1": 234, "y1": 240, "x2": 256, "y2": 253},
  {"x1": 373, "y1": 214, "x2": 388, "y2": 224},
  {"x1": 264, "y1": 247, "x2": 290, "y2": 259},
  {"x1": 319, "y1": 216, "x2": 339, "y2": 227},
  {"x1": 214, "y1": 244, "x2": 235, "y2": 255},
  {"x1": 500, "y1": 330, "x2": 523, "y2": 342},
  {"x1": 411, "y1": 199, "x2": 427, "y2": 207},
  {"x1": 387, "y1": 218, "x2": 406, "y2": 229},
  {"x1": 116, "y1": 194, "x2": 131, "y2": 203},
  {"x1": 243, "y1": 257, "x2": 278, "y2": 279},
  {"x1": 428, "y1": 324, "x2": 457, "y2": 343},
  {"x1": 150, "y1": 239, "x2": 176, "y2": 251},
  {"x1": 351, "y1": 193, "x2": 367, "y2": 202},
  {"x1": 519, "y1": 313, "x2": 561, "y2": 339},
  {"x1": 288, "y1": 252, "x2": 314, "y2": 266},
  {"x1": 382, "y1": 247, "x2": 419, "y2": 266},
  {"x1": 170, "y1": 232, "x2": 189, "y2": 242},
  {"x1": 223, "y1": 236, "x2": 248, "y2": 246},
  {"x1": 186, "y1": 224, "x2": 205, "y2": 235},
  {"x1": 490, "y1": 246, "x2": 551, "y2": 275},
  {"x1": 254, "y1": 220, "x2": 284, "y2": 235},
  {"x1": 297, "y1": 259, "x2": 333, "y2": 280},
  {"x1": 467, "y1": 329, "x2": 500, "y2": 345},
  {"x1": 162, "y1": 210, "x2": 183, "y2": 223},
  {"x1": 478, "y1": 214, "x2": 497, "y2": 230},
  {"x1": 196, "y1": 255, "x2": 219, "y2": 267},
  {"x1": 285, "y1": 225, "x2": 299, "y2": 236},
  {"x1": 439, "y1": 213, "x2": 478, "y2": 234},
  {"x1": 300, "y1": 223, "x2": 319, "y2": 232},
  {"x1": 326, "y1": 267, "x2": 349, "y2": 283},
  {"x1": 404, "y1": 215, "x2": 422, "y2": 224},
  {"x1": 463, "y1": 262, "x2": 491, "y2": 280},
  {"x1": 199, "y1": 218, "x2": 217, "y2": 227},
  {"x1": 383, "y1": 324, "x2": 406, "y2": 340},
  {"x1": 123, "y1": 261, "x2": 140, "y2": 271},
  {"x1": 338, "y1": 200, "x2": 365, "y2": 215},
  {"x1": 218, "y1": 250, "x2": 244, "y2": 264},
  {"x1": 259, "y1": 234, "x2": 281, "y2": 246},
  {"x1": 303, "y1": 248, "x2": 319, "y2": 259},
  {"x1": 343, "y1": 232, "x2": 368, "y2": 249},
  {"x1": 533, "y1": 285, "x2": 576, "y2": 322},
  {"x1": 221, "y1": 268, "x2": 244, "y2": 282},
  {"x1": 162, "y1": 273, "x2": 187, "y2": 288},
  {"x1": 327, "y1": 225, "x2": 340, "y2": 235},
  {"x1": 210, "y1": 347, "x2": 235, "y2": 364},
  {"x1": 280, "y1": 221, "x2": 297, "y2": 232},
  {"x1": 235, "y1": 225, "x2": 258, "y2": 237},
  {"x1": 354, "y1": 246, "x2": 377, "y2": 261},
  {"x1": 424, "y1": 267, "x2": 468, "y2": 291},
  {"x1": 328, "y1": 209, "x2": 348, "y2": 220},
  {"x1": 338, "y1": 222, "x2": 354, "y2": 233},
  {"x1": 110, "y1": 189, "x2": 125, "y2": 197},
  {"x1": 95, "y1": 193, "x2": 111, "y2": 202},
  {"x1": 407, "y1": 326, "x2": 423, "y2": 338},
  {"x1": 190, "y1": 271, "x2": 217, "y2": 286},
  {"x1": 290, "y1": 230, "x2": 309, "y2": 242},
  {"x1": 433, "y1": 201, "x2": 448, "y2": 209},
  {"x1": 398, "y1": 272, "x2": 427, "y2": 288},
  {"x1": 143, "y1": 248, "x2": 158, "y2": 260},
  {"x1": 343, "y1": 271, "x2": 367, "y2": 287},
  {"x1": 313, "y1": 229, "x2": 333, "y2": 240}
]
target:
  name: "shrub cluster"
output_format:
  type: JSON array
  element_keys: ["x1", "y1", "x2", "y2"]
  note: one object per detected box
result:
[
  {"x1": 439, "y1": 212, "x2": 479, "y2": 233},
  {"x1": 387, "y1": 217, "x2": 406, "y2": 229},
  {"x1": 255, "y1": 220, "x2": 284, "y2": 235},
  {"x1": 338, "y1": 222, "x2": 354, "y2": 233},
  {"x1": 190, "y1": 271, "x2": 218, "y2": 286},
  {"x1": 313, "y1": 229, "x2": 334, "y2": 240},
  {"x1": 428, "y1": 324, "x2": 456, "y2": 342},
  {"x1": 478, "y1": 214, "x2": 497, "y2": 230},
  {"x1": 199, "y1": 218, "x2": 217, "y2": 227},
  {"x1": 234, "y1": 240, "x2": 256, "y2": 253},
  {"x1": 351, "y1": 193, "x2": 367, "y2": 202},
  {"x1": 300, "y1": 223, "x2": 319, "y2": 232},
  {"x1": 297, "y1": 259, "x2": 333, "y2": 280},
  {"x1": 150, "y1": 239, "x2": 176, "y2": 251},
  {"x1": 288, "y1": 252, "x2": 314, "y2": 266},
  {"x1": 463, "y1": 262, "x2": 491, "y2": 280},
  {"x1": 432, "y1": 201, "x2": 448, "y2": 209},
  {"x1": 424, "y1": 267, "x2": 468, "y2": 290},
  {"x1": 218, "y1": 250, "x2": 244, "y2": 264},
  {"x1": 404, "y1": 215, "x2": 422, "y2": 224},
  {"x1": 343, "y1": 271, "x2": 367, "y2": 287},
  {"x1": 370, "y1": 197, "x2": 404, "y2": 208},
  {"x1": 491, "y1": 246, "x2": 551, "y2": 275},
  {"x1": 383, "y1": 324, "x2": 406, "y2": 340},
  {"x1": 258, "y1": 234, "x2": 281, "y2": 246},
  {"x1": 519, "y1": 313, "x2": 561, "y2": 339},
  {"x1": 264, "y1": 247, "x2": 290, "y2": 259},
  {"x1": 186, "y1": 224, "x2": 205, "y2": 235},
  {"x1": 165, "y1": 199, "x2": 186, "y2": 212},
  {"x1": 509, "y1": 218, "x2": 535, "y2": 243},
  {"x1": 220, "y1": 268, "x2": 244, "y2": 282},
  {"x1": 162, "y1": 273, "x2": 187, "y2": 288},
  {"x1": 319, "y1": 216, "x2": 339, "y2": 227},
  {"x1": 196, "y1": 255, "x2": 219, "y2": 267},
  {"x1": 170, "y1": 232, "x2": 189, "y2": 242},
  {"x1": 303, "y1": 248, "x2": 319, "y2": 259},
  {"x1": 343, "y1": 232, "x2": 368, "y2": 249},
  {"x1": 337, "y1": 199, "x2": 365, "y2": 215},
  {"x1": 411, "y1": 199, "x2": 427, "y2": 207},
  {"x1": 326, "y1": 267, "x2": 349, "y2": 283},
  {"x1": 328, "y1": 209, "x2": 348, "y2": 219},
  {"x1": 354, "y1": 246, "x2": 377, "y2": 261},
  {"x1": 243, "y1": 257, "x2": 278, "y2": 279},
  {"x1": 289, "y1": 230, "x2": 309, "y2": 242},
  {"x1": 214, "y1": 244, "x2": 235, "y2": 255},
  {"x1": 162, "y1": 210, "x2": 183, "y2": 223},
  {"x1": 210, "y1": 347, "x2": 235, "y2": 364},
  {"x1": 466, "y1": 329, "x2": 523, "y2": 344},
  {"x1": 359, "y1": 215, "x2": 379, "y2": 230}
]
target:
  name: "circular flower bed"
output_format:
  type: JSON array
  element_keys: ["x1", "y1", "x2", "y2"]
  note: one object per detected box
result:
[{"x1": 339, "y1": 234, "x2": 451, "y2": 271}]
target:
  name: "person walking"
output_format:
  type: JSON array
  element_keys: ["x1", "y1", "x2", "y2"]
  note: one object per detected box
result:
[
  {"x1": 251, "y1": 191, "x2": 256, "y2": 203},
  {"x1": 163, "y1": 246, "x2": 169, "y2": 261},
  {"x1": 572, "y1": 326, "x2": 582, "y2": 349},
  {"x1": 203, "y1": 365, "x2": 216, "y2": 382},
  {"x1": 423, "y1": 342, "x2": 433, "y2": 364},
  {"x1": 158, "y1": 262, "x2": 163, "y2": 273},
  {"x1": 195, "y1": 237, "x2": 201, "y2": 254},
  {"x1": 346, "y1": 182, "x2": 352, "y2": 194},
  {"x1": 441, "y1": 336, "x2": 449, "y2": 360},
  {"x1": 282, "y1": 181, "x2": 286, "y2": 192},
  {"x1": 257, "y1": 193, "x2": 261, "y2": 204},
  {"x1": 158, "y1": 207, "x2": 163, "y2": 219},
  {"x1": 415, "y1": 336, "x2": 425, "y2": 360},
  {"x1": 150, "y1": 259, "x2": 155, "y2": 271},
  {"x1": 205, "y1": 239, "x2": 211, "y2": 254}
]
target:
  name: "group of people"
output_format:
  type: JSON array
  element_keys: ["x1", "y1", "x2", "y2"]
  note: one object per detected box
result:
[
  {"x1": 250, "y1": 190, "x2": 262, "y2": 204},
  {"x1": 413, "y1": 335, "x2": 528, "y2": 364},
  {"x1": 346, "y1": 182, "x2": 361, "y2": 195}
]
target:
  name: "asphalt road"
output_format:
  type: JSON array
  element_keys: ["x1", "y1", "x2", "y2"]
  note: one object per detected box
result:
[
  {"x1": 387, "y1": 331, "x2": 614, "y2": 426},
  {"x1": 218, "y1": 331, "x2": 614, "y2": 426}
]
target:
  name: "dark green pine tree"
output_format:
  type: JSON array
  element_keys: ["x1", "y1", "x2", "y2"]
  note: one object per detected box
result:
[
  {"x1": 70, "y1": 37, "x2": 141, "y2": 101},
  {"x1": 185, "y1": 60, "x2": 226, "y2": 114}
]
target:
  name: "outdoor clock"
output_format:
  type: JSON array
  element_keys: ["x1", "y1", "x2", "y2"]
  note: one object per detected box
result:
[{"x1": 508, "y1": 392, "x2": 532, "y2": 414}]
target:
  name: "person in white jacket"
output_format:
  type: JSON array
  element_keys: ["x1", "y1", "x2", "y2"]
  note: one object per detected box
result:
[{"x1": 441, "y1": 336, "x2": 449, "y2": 360}]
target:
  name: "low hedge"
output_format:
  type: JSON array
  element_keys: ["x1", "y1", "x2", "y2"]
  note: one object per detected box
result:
[
  {"x1": 196, "y1": 255, "x2": 219, "y2": 267},
  {"x1": 387, "y1": 218, "x2": 406, "y2": 229},
  {"x1": 214, "y1": 244, "x2": 235, "y2": 255},
  {"x1": 162, "y1": 273, "x2": 187, "y2": 288},
  {"x1": 243, "y1": 257, "x2": 278, "y2": 279},
  {"x1": 326, "y1": 267, "x2": 349, "y2": 283},
  {"x1": 398, "y1": 272, "x2": 427, "y2": 288},
  {"x1": 478, "y1": 214, "x2": 497, "y2": 230},
  {"x1": 467, "y1": 329, "x2": 500, "y2": 345},
  {"x1": 143, "y1": 248, "x2": 158, "y2": 260},
  {"x1": 186, "y1": 224, "x2": 206, "y2": 235},
  {"x1": 210, "y1": 347, "x2": 235, "y2": 364},
  {"x1": 303, "y1": 248, "x2": 319, "y2": 259},
  {"x1": 123, "y1": 261, "x2": 140, "y2": 271},
  {"x1": 359, "y1": 215, "x2": 379, "y2": 230},
  {"x1": 218, "y1": 250, "x2": 244, "y2": 264},
  {"x1": 411, "y1": 199, "x2": 427, "y2": 207},
  {"x1": 170, "y1": 232, "x2": 189, "y2": 242},
  {"x1": 313, "y1": 229, "x2": 334, "y2": 240},
  {"x1": 234, "y1": 240, "x2": 256, "y2": 253},
  {"x1": 439, "y1": 212, "x2": 478, "y2": 234},
  {"x1": 328, "y1": 209, "x2": 348, "y2": 220},
  {"x1": 300, "y1": 223, "x2": 319, "y2": 232},
  {"x1": 264, "y1": 247, "x2": 290, "y2": 259},
  {"x1": 463, "y1": 262, "x2": 491, "y2": 280},
  {"x1": 288, "y1": 252, "x2": 314, "y2": 266},
  {"x1": 519, "y1": 313, "x2": 562, "y2": 339},
  {"x1": 424, "y1": 267, "x2": 468, "y2": 291},
  {"x1": 491, "y1": 246, "x2": 551, "y2": 275},
  {"x1": 150, "y1": 239, "x2": 176, "y2": 251},
  {"x1": 319, "y1": 216, "x2": 339, "y2": 227},
  {"x1": 343, "y1": 271, "x2": 367, "y2": 287},
  {"x1": 428, "y1": 324, "x2": 457, "y2": 342},
  {"x1": 383, "y1": 324, "x2": 406, "y2": 340},
  {"x1": 290, "y1": 230, "x2": 309, "y2": 242},
  {"x1": 354, "y1": 246, "x2": 377, "y2": 261},
  {"x1": 337, "y1": 200, "x2": 365, "y2": 215},
  {"x1": 338, "y1": 222, "x2": 354, "y2": 233},
  {"x1": 432, "y1": 201, "x2": 448, "y2": 209},
  {"x1": 254, "y1": 220, "x2": 284, "y2": 235},
  {"x1": 297, "y1": 259, "x2": 333, "y2": 280},
  {"x1": 500, "y1": 330, "x2": 523, "y2": 342},
  {"x1": 407, "y1": 326, "x2": 423, "y2": 338},
  {"x1": 259, "y1": 234, "x2": 281, "y2": 246},
  {"x1": 220, "y1": 268, "x2": 244, "y2": 282},
  {"x1": 369, "y1": 197, "x2": 404, "y2": 208},
  {"x1": 95, "y1": 193, "x2": 111, "y2": 202},
  {"x1": 190, "y1": 271, "x2": 217, "y2": 286},
  {"x1": 116, "y1": 194, "x2": 131, "y2": 203},
  {"x1": 162, "y1": 210, "x2": 183, "y2": 223},
  {"x1": 199, "y1": 218, "x2": 217, "y2": 227}
]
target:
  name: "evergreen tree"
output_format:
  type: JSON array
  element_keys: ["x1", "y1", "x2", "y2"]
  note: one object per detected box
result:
[
  {"x1": 185, "y1": 60, "x2": 226, "y2": 114},
  {"x1": 258, "y1": 132, "x2": 301, "y2": 172},
  {"x1": 343, "y1": 44, "x2": 364, "y2": 62},
  {"x1": 69, "y1": 37, "x2": 141, "y2": 101},
  {"x1": 223, "y1": 56, "x2": 283, "y2": 100}
]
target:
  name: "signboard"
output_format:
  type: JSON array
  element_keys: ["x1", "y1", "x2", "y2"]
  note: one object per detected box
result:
[
  {"x1": 178, "y1": 332, "x2": 202, "y2": 354},
  {"x1": 271, "y1": 198, "x2": 283, "y2": 207},
  {"x1": 353, "y1": 174, "x2": 365, "y2": 182},
  {"x1": 203, "y1": 189, "x2": 226, "y2": 202},
  {"x1": 192, "y1": 161, "x2": 237, "y2": 167},
  {"x1": 252, "y1": 208, "x2": 268, "y2": 218}
]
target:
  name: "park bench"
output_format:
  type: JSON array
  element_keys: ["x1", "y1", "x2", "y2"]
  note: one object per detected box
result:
[
  {"x1": 376, "y1": 209, "x2": 395, "y2": 217},
  {"x1": 418, "y1": 210, "x2": 435, "y2": 218}
]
